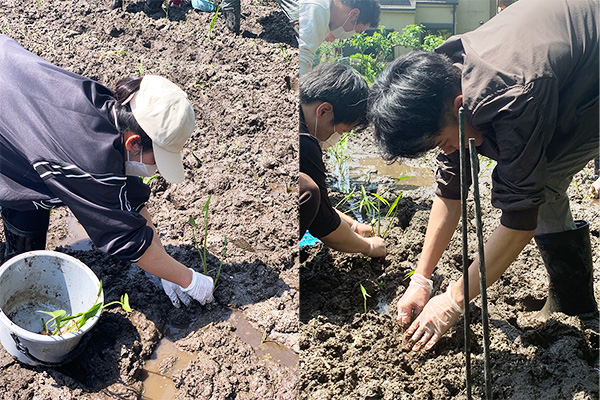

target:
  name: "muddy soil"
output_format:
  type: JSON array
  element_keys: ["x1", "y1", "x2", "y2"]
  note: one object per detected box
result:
[
  {"x1": 0, "y1": 0, "x2": 298, "y2": 399},
  {"x1": 300, "y1": 134, "x2": 599, "y2": 400}
]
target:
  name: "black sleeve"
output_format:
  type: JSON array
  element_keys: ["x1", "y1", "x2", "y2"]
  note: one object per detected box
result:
[
  {"x1": 34, "y1": 162, "x2": 153, "y2": 261},
  {"x1": 299, "y1": 134, "x2": 341, "y2": 238}
]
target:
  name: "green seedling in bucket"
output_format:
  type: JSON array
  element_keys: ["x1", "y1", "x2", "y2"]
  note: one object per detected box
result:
[
  {"x1": 359, "y1": 283, "x2": 370, "y2": 314},
  {"x1": 38, "y1": 280, "x2": 131, "y2": 336}
]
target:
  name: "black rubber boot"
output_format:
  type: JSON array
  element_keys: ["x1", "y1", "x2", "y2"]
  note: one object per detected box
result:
[
  {"x1": 111, "y1": 0, "x2": 122, "y2": 9},
  {"x1": 144, "y1": 0, "x2": 163, "y2": 14},
  {"x1": 535, "y1": 220, "x2": 598, "y2": 317},
  {"x1": 223, "y1": 7, "x2": 240, "y2": 34},
  {"x1": 2, "y1": 219, "x2": 47, "y2": 262}
]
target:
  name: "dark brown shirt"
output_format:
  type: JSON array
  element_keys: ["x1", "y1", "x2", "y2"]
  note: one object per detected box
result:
[{"x1": 435, "y1": 0, "x2": 599, "y2": 230}]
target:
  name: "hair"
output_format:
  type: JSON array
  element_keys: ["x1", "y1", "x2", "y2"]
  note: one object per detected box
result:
[
  {"x1": 300, "y1": 62, "x2": 370, "y2": 131},
  {"x1": 113, "y1": 77, "x2": 153, "y2": 149},
  {"x1": 367, "y1": 51, "x2": 461, "y2": 160},
  {"x1": 340, "y1": 0, "x2": 380, "y2": 27}
]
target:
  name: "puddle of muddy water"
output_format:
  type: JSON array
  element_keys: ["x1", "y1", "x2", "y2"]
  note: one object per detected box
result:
[
  {"x1": 141, "y1": 309, "x2": 298, "y2": 399},
  {"x1": 55, "y1": 211, "x2": 93, "y2": 251},
  {"x1": 229, "y1": 309, "x2": 298, "y2": 369},
  {"x1": 349, "y1": 157, "x2": 435, "y2": 188},
  {"x1": 376, "y1": 297, "x2": 389, "y2": 314},
  {"x1": 141, "y1": 338, "x2": 196, "y2": 400}
]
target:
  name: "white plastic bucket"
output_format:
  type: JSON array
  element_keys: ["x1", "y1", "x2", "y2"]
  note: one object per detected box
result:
[{"x1": 0, "y1": 250, "x2": 104, "y2": 366}]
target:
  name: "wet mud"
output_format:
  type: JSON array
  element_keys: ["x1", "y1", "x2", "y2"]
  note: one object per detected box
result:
[
  {"x1": 0, "y1": 0, "x2": 298, "y2": 398},
  {"x1": 300, "y1": 135, "x2": 599, "y2": 399}
]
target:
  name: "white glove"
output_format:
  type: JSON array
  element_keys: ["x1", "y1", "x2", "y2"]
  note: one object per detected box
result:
[
  {"x1": 161, "y1": 268, "x2": 214, "y2": 308},
  {"x1": 404, "y1": 283, "x2": 463, "y2": 351},
  {"x1": 397, "y1": 273, "x2": 433, "y2": 326},
  {"x1": 182, "y1": 268, "x2": 214, "y2": 305}
]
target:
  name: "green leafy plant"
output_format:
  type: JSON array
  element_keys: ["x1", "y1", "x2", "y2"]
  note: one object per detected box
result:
[
  {"x1": 188, "y1": 195, "x2": 227, "y2": 285},
  {"x1": 359, "y1": 283, "x2": 370, "y2": 314},
  {"x1": 208, "y1": 7, "x2": 220, "y2": 40},
  {"x1": 371, "y1": 193, "x2": 402, "y2": 238},
  {"x1": 189, "y1": 195, "x2": 212, "y2": 275},
  {"x1": 38, "y1": 281, "x2": 131, "y2": 336},
  {"x1": 279, "y1": 45, "x2": 291, "y2": 62},
  {"x1": 142, "y1": 174, "x2": 160, "y2": 185},
  {"x1": 99, "y1": 49, "x2": 126, "y2": 62},
  {"x1": 355, "y1": 186, "x2": 402, "y2": 238},
  {"x1": 136, "y1": 60, "x2": 146, "y2": 76},
  {"x1": 326, "y1": 132, "x2": 353, "y2": 193}
]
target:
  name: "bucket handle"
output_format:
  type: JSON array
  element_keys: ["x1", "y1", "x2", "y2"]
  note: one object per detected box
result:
[{"x1": 10, "y1": 332, "x2": 91, "y2": 367}]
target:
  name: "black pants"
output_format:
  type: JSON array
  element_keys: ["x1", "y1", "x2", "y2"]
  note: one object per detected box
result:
[
  {"x1": 1, "y1": 207, "x2": 50, "y2": 234},
  {"x1": 299, "y1": 172, "x2": 320, "y2": 238}
]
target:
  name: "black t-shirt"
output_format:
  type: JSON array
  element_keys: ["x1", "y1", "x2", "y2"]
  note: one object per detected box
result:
[{"x1": 299, "y1": 108, "x2": 341, "y2": 238}]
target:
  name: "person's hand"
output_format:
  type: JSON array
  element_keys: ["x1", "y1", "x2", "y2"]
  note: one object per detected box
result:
[
  {"x1": 397, "y1": 273, "x2": 433, "y2": 327},
  {"x1": 352, "y1": 221, "x2": 374, "y2": 238},
  {"x1": 161, "y1": 268, "x2": 214, "y2": 308},
  {"x1": 589, "y1": 177, "x2": 600, "y2": 199},
  {"x1": 362, "y1": 236, "x2": 386, "y2": 258},
  {"x1": 182, "y1": 268, "x2": 214, "y2": 305},
  {"x1": 404, "y1": 284, "x2": 463, "y2": 352}
]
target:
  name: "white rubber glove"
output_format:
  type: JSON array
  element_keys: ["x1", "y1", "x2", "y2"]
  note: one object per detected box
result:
[
  {"x1": 161, "y1": 268, "x2": 214, "y2": 308},
  {"x1": 182, "y1": 268, "x2": 214, "y2": 305},
  {"x1": 404, "y1": 283, "x2": 463, "y2": 352},
  {"x1": 397, "y1": 273, "x2": 434, "y2": 327}
]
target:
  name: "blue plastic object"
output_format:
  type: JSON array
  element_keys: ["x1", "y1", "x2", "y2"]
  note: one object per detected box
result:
[
  {"x1": 299, "y1": 231, "x2": 320, "y2": 247},
  {"x1": 191, "y1": 0, "x2": 217, "y2": 12}
]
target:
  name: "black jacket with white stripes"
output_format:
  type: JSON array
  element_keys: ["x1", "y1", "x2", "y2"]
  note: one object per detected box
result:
[{"x1": 0, "y1": 35, "x2": 153, "y2": 261}]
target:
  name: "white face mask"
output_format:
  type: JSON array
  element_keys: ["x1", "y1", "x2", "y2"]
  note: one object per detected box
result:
[
  {"x1": 125, "y1": 145, "x2": 158, "y2": 177},
  {"x1": 314, "y1": 115, "x2": 343, "y2": 149},
  {"x1": 330, "y1": 13, "x2": 356, "y2": 40}
]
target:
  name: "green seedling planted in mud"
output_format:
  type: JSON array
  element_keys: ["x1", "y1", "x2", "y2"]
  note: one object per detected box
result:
[
  {"x1": 189, "y1": 195, "x2": 212, "y2": 275},
  {"x1": 99, "y1": 49, "x2": 126, "y2": 62},
  {"x1": 136, "y1": 60, "x2": 146, "y2": 76},
  {"x1": 359, "y1": 283, "x2": 370, "y2": 314},
  {"x1": 207, "y1": 7, "x2": 220, "y2": 41},
  {"x1": 38, "y1": 280, "x2": 131, "y2": 336},
  {"x1": 188, "y1": 195, "x2": 227, "y2": 285},
  {"x1": 356, "y1": 186, "x2": 402, "y2": 238},
  {"x1": 279, "y1": 45, "x2": 291, "y2": 62},
  {"x1": 372, "y1": 193, "x2": 402, "y2": 238},
  {"x1": 403, "y1": 269, "x2": 415, "y2": 281}
]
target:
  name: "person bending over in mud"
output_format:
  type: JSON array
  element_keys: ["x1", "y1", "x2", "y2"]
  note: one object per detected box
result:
[
  {"x1": 300, "y1": 62, "x2": 386, "y2": 258},
  {"x1": 299, "y1": 0, "x2": 380, "y2": 76},
  {"x1": 0, "y1": 35, "x2": 213, "y2": 308},
  {"x1": 368, "y1": 0, "x2": 598, "y2": 351}
]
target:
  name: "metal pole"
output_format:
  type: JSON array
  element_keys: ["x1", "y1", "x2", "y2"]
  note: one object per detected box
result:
[
  {"x1": 458, "y1": 107, "x2": 472, "y2": 400},
  {"x1": 469, "y1": 138, "x2": 492, "y2": 400}
]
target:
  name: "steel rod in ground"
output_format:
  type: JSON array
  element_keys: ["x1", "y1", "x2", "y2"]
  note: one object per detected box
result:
[
  {"x1": 458, "y1": 107, "x2": 472, "y2": 400},
  {"x1": 469, "y1": 138, "x2": 492, "y2": 400}
]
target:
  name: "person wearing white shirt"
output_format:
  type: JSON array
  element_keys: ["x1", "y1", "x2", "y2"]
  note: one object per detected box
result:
[{"x1": 299, "y1": 0, "x2": 380, "y2": 76}]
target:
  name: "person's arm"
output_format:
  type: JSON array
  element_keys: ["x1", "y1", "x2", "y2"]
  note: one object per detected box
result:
[
  {"x1": 415, "y1": 195, "x2": 462, "y2": 278},
  {"x1": 335, "y1": 209, "x2": 373, "y2": 237},
  {"x1": 406, "y1": 223, "x2": 535, "y2": 351},
  {"x1": 135, "y1": 207, "x2": 193, "y2": 288},
  {"x1": 320, "y1": 219, "x2": 386, "y2": 257},
  {"x1": 397, "y1": 195, "x2": 461, "y2": 325}
]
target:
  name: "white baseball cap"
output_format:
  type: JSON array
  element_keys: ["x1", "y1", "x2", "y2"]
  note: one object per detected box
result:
[{"x1": 126, "y1": 75, "x2": 195, "y2": 183}]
